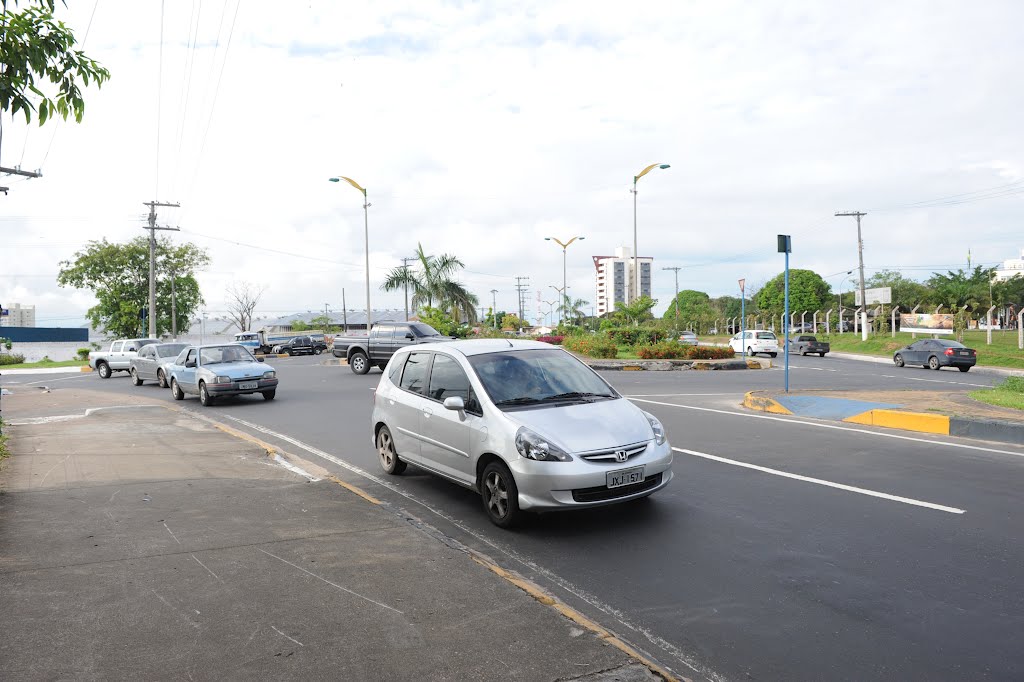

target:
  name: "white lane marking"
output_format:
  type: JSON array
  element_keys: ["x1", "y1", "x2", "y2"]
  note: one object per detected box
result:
[
  {"x1": 270, "y1": 625, "x2": 304, "y2": 647},
  {"x1": 257, "y1": 548, "x2": 403, "y2": 615},
  {"x1": 191, "y1": 554, "x2": 224, "y2": 583},
  {"x1": 270, "y1": 453, "x2": 321, "y2": 481},
  {"x1": 629, "y1": 398, "x2": 1024, "y2": 458},
  {"x1": 879, "y1": 374, "x2": 990, "y2": 388},
  {"x1": 217, "y1": 413, "x2": 706, "y2": 677},
  {"x1": 163, "y1": 521, "x2": 182, "y2": 544},
  {"x1": 673, "y1": 447, "x2": 965, "y2": 515}
]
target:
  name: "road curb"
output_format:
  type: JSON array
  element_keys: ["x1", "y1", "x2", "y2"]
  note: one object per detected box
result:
[
  {"x1": 742, "y1": 391, "x2": 792, "y2": 414},
  {"x1": 586, "y1": 358, "x2": 769, "y2": 372},
  {"x1": 843, "y1": 409, "x2": 950, "y2": 435}
]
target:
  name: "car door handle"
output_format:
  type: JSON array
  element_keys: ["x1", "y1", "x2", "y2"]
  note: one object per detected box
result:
[{"x1": 422, "y1": 408, "x2": 432, "y2": 419}]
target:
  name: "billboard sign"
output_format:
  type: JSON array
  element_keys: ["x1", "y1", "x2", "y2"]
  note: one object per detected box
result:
[
  {"x1": 855, "y1": 287, "x2": 892, "y2": 306},
  {"x1": 900, "y1": 313, "x2": 954, "y2": 335}
]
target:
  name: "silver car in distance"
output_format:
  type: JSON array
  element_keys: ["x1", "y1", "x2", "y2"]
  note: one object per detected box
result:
[{"x1": 371, "y1": 339, "x2": 673, "y2": 527}]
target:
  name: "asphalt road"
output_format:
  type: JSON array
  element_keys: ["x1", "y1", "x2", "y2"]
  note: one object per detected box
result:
[{"x1": 5, "y1": 354, "x2": 1023, "y2": 681}]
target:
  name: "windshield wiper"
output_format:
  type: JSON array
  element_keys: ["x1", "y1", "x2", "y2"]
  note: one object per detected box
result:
[
  {"x1": 539, "y1": 391, "x2": 616, "y2": 402},
  {"x1": 494, "y1": 397, "x2": 545, "y2": 406}
]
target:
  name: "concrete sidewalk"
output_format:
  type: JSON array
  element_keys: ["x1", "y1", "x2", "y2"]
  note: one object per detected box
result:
[
  {"x1": 0, "y1": 387, "x2": 669, "y2": 681},
  {"x1": 744, "y1": 388, "x2": 1024, "y2": 445}
]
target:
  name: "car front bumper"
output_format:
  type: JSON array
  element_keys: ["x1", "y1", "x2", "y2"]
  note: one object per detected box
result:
[
  {"x1": 509, "y1": 440, "x2": 674, "y2": 511},
  {"x1": 208, "y1": 378, "x2": 279, "y2": 395}
]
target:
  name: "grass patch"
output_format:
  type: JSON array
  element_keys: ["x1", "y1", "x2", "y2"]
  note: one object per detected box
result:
[
  {"x1": 0, "y1": 359, "x2": 89, "y2": 370},
  {"x1": 969, "y1": 376, "x2": 1024, "y2": 411},
  {"x1": 0, "y1": 418, "x2": 9, "y2": 465}
]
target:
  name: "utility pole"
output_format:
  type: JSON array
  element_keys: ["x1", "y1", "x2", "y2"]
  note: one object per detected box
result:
[
  {"x1": 515, "y1": 276, "x2": 530, "y2": 325},
  {"x1": 401, "y1": 257, "x2": 415, "y2": 321},
  {"x1": 835, "y1": 211, "x2": 868, "y2": 341},
  {"x1": 342, "y1": 288, "x2": 348, "y2": 332},
  {"x1": 169, "y1": 265, "x2": 178, "y2": 340},
  {"x1": 662, "y1": 266, "x2": 681, "y2": 328},
  {"x1": 490, "y1": 289, "x2": 498, "y2": 329},
  {"x1": 0, "y1": 166, "x2": 42, "y2": 195},
  {"x1": 143, "y1": 200, "x2": 180, "y2": 338}
]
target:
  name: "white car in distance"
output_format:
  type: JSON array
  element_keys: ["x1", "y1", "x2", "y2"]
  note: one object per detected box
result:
[{"x1": 730, "y1": 330, "x2": 779, "y2": 358}]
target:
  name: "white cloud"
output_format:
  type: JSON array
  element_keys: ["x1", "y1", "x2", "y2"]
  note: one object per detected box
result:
[{"x1": 3, "y1": 0, "x2": 1023, "y2": 328}]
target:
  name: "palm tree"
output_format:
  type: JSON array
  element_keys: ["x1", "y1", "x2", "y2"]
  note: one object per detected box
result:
[
  {"x1": 381, "y1": 243, "x2": 480, "y2": 322},
  {"x1": 559, "y1": 295, "x2": 590, "y2": 326}
]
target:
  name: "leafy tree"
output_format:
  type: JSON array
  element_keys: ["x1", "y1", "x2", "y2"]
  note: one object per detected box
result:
[
  {"x1": 926, "y1": 266, "x2": 995, "y2": 313},
  {"x1": 289, "y1": 319, "x2": 310, "y2": 331},
  {"x1": 558, "y1": 295, "x2": 590, "y2": 326},
  {"x1": 755, "y1": 269, "x2": 832, "y2": 319},
  {"x1": 57, "y1": 237, "x2": 209, "y2": 338},
  {"x1": 483, "y1": 309, "x2": 507, "y2": 329},
  {"x1": 995, "y1": 274, "x2": 1024, "y2": 309},
  {"x1": 418, "y1": 307, "x2": 469, "y2": 338},
  {"x1": 865, "y1": 270, "x2": 933, "y2": 311},
  {"x1": 381, "y1": 243, "x2": 479, "y2": 322},
  {"x1": 614, "y1": 295, "x2": 658, "y2": 326},
  {"x1": 1, "y1": 0, "x2": 111, "y2": 126},
  {"x1": 500, "y1": 313, "x2": 525, "y2": 330},
  {"x1": 308, "y1": 314, "x2": 336, "y2": 332},
  {"x1": 664, "y1": 290, "x2": 715, "y2": 331}
]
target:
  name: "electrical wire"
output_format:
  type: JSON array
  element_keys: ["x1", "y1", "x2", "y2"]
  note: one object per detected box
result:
[{"x1": 170, "y1": 0, "x2": 201, "y2": 201}]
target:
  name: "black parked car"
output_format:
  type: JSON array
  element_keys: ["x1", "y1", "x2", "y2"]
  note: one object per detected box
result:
[
  {"x1": 893, "y1": 339, "x2": 977, "y2": 372},
  {"x1": 272, "y1": 336, "x2": 320, "y2": 356}
]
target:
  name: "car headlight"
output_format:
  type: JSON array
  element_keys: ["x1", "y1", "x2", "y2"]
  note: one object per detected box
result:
[
  {"x1": 213, "y1": 375, "x2": 232, "y2": 384},
  {"x1": 263, "y1": 371, "x2": 276, "y2": 379},
  {"x1": 644, "y1": 412, "x2": 667, "y2": 446},
  {"x1": 515, "y1": 427, "x2": 571, "y2": 462}
]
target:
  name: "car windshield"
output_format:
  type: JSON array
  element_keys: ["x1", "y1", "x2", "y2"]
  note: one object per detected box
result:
[
  {"x1": 157, "y1": 343, "x2": 189, "y2": 358},
  {"x1": 410, "y1": 323, "x2": 441, "y2": 337},
  {"x1": 467, "y1": 349, "x2": 618, "y2": 408},
  {"x1": 200, "y1": 345, "x2": 255, "y2": 364},
  {"x1": 757, "y1": 332, "x2": 777, "y2": 340}
]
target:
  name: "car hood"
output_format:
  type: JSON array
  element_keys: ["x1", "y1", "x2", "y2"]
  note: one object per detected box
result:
[
  {"x1": 208, "y1": 362, "x2": 273, "y2": 377},
  {"x1": 504, "y1": 398, "x2": 654, "y2": 453}
]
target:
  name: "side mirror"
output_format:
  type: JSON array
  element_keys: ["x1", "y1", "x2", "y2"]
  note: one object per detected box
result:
[
  {"x1": 257, "y1": 356, "x2": 265, "y2": 363},
  {"x1": 185, "y1": 360, "x2": 196, "y2": 368},
  {"x1": 405, "y1": 333, "x2": 414, "y2": 340},
  {"x1": 443, "y1": 396, "x2": 466, "y2": 416}
]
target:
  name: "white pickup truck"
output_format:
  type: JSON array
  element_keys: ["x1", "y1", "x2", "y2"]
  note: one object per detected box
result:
[{"x1": 89, "y1": 338, "x2": 159, "y2": 378}]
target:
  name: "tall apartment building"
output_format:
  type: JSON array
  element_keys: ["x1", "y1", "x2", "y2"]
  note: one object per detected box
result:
[
  {"x1": 0, "y1": 302, "x2": 36, "y2": 327},
  {"x1": 994, "y1": 248, "x2": 1024, "y2": 282},
  {"x1": 593, "y1": 247, "x2": 653, "y2": 316}
]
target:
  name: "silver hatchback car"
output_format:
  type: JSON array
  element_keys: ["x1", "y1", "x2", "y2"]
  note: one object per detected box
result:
[{"x1": 371, "y1": 339, "x2": 673, "y2": 527}]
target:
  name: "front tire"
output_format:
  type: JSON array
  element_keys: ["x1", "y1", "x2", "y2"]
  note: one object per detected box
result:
[
  {"x1": 481, "y1": 461, "x2": 521, "y2": 529},
  {"x1": 262, "y1": 390, "x2": 276, "y2": 400},
  {"x1": 376, "y1": 426, "x2": 407, "y2": 475},
  {"x1": 958, "y1": 366, "x2": 970, "y2": 373},
  {"x1": 199, "y1": 381, "x2": 215, "y2": 406},
  {"x1": 314, "y1": 347, "x2": 323, "y2": 355},
  {"x1": 171, "y1": 378, "x2": 184, "y2": 400},
  {"x1": 97, "y1": 361, "x2": 111, "y2": 379},
  {"x1": 350, "y1": 351, "x2": 370, "y2": 375},
  {"x1": 286, "y1": 349, "x2": 294, "y2": 357},
  {"x1": 894, "y1": 354, "x2": 905, "y2": 367},
  {"x1": 928, "y1": 356, "x2": 941, "y2": 370},
  {"x1": 157, "y1": 369, "x2": 168, "y2": 388},
  {"x1": 769, "y1": 352, "x2": 778, "y2": 358},
  {"x1": 130, "y1": 368, "x2": 143, "y2": 386},
  {"x1": 746, "y1": 346, "x2": 755, "y2": 357}
]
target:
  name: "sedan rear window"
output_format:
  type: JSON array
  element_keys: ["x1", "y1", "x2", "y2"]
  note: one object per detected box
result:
[
  {"x1": 756, "y1": 332, "x2": 777, "y2": 340},
  {"x1": 157, "y1": 343, "x2": 189, "y2": 358}
]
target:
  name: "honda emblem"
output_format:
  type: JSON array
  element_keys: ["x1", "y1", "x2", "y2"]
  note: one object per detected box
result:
[{"x1": 615, "y1": 450, "x2": 628, "y2": 463}]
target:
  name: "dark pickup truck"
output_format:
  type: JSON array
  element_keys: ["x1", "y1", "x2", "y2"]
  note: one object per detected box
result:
[
  {"x1": 332, "y1": 322, "x2": 453, "y2": 374},
  {"x1": 787, "y1": 335, "x2": 830, "y2": 357},
  {"x1": 273, "y1": 335, "x2": 326, "y2": 356}
]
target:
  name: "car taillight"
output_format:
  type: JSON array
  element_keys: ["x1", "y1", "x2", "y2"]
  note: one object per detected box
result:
[{"x1": 944, "y1": 348, "x2": 954, "y2": 356}]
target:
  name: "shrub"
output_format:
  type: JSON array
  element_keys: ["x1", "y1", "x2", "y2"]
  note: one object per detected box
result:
[
  {"x1": 77, "y1": 347, "x2": 92, "y2": 360},
  {"x1": 1001, "y1": 376, "x2": 1024, "y2": 393},
  {"x1": 0, "y1": 337, "x2": 11, "y2": 351},
  {"x1": 535, "y1": 336, "x2": 564, "y2": 345},
  {"x1": 636, "y1": 341, "x2": 689, "y2": 359},
  {"x1": 563, "y1": 335, "x2": 618, "y2": 359},
  {"x1": 605, "y1": 327, "x2": 666, "y2": 345},
  {"x1": 686, "y1": 346, "x2": 735, "y2": 360},
  {"x1": 0, "y1": 353, "x2": 26, "y2": 365}
]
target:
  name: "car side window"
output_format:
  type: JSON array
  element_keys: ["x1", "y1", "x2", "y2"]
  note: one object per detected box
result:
[
  {"x1": 387, "y1": 356, "x2": 404, "y2": 384},
  {"x1": 185, "y1": 349, "x2": 197, "y2": 365},
  {"x1": 399, "y1": 352, "x2": 430, "y2": 395},
  {"x1": 140, "y1": 346, "x2": 153, "y2": 358},
  {"x1": 112, "y1": 341, "x2": 124, "y2": 352},
  {"x1": 427, "y1": 354, "x2": 480, "y2": 414}
]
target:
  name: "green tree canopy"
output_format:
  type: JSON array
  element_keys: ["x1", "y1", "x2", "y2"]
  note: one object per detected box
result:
[
  {"x1": 865, "y1": 270, "x2": 933, "y2": 311},
  {"x1": 1, "y1": 0, "x2": 110, "y2": 126},
  {"x1": 995, "y1": 274, "x2": 1024, "y2": 309},
  {"x1": 381, "y1": 242, "x2": 479, "y2": 323},
  {"x1": 614, "y1": 295, "x2": 658, "y2": 326},
  {"x1": 755, "y1": 269, "x2": 832, "y2": 318},
  {"x1": 926, "y1": 266, "x2": 995, "y2": 312},
  {"x1": 57, "y1": 237, "x2": 209, "y2": 338}
]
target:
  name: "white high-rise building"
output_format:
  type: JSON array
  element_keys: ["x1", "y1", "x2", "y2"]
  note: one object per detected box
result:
[
  {"x1": 593, "y1": 247, "x2": 653, "y2": 316},
  {"x1": 994, "y1": 248, "x2": 1024, "y2": 282},
  {"x1": 0, "y1": 302, "x2": 36, "y2": 327}
]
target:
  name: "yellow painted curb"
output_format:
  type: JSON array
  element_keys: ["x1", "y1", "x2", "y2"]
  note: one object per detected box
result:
[
  {"x1": 327, "y1": 475, "x2": 382, "y2": 505},
  {"x1": 844, "y1": 409, "x2": 950, "y2": 435},
  {"x1": 469, "y1": 555, "x2": 684, "y2": 682},
  {"x1": 81, "y1": 366, "x2": 93, "y2": 372},
  {"x1": 743, "y1": 391, "x2": 793, "y2": 415}
]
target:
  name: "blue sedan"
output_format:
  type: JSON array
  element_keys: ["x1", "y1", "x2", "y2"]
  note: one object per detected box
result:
[{"x1": 168, "y1": 344, "x2": 279, "y2": 406}]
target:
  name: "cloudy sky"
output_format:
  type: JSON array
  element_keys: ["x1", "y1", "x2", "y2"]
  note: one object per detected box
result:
[{"x1": 3, "y1": 0, "x2": 1023, "y2": 328}]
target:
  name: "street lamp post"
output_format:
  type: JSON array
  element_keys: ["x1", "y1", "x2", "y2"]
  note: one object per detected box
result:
[
  {"x1": 490, "y1": 289, "x2": 498, "y2": 329},
  {"x1": 330, "y1": 176, "x2": 372, "y2": 332},
  {"x1": 631, "y1": 163, "x2": 670, "y2": 304},
  {"x1": 544, "y1": 236, "x2": 584, "y2": 325}
]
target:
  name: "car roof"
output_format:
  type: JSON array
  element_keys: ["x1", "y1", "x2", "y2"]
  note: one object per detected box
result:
[{"x1": 398, "y1": 338, "x2": 557, "y2": 357}]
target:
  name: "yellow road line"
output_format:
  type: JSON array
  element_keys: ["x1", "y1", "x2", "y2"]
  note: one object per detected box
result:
[
  {"x1": 743, "y1": 391, "x2": 793, "y2": 415},
  {"x1": 844, "y1": 409, "x2": 950, "y2": 435},
  {"x1": 469, "y1": 554, "x2": 685, "y2": 682},
  {"x1": 327, "y1": 475, "x2": 382, "y2": 504}
]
